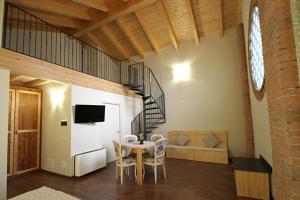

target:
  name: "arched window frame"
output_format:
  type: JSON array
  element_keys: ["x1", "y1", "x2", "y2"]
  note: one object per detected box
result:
[{"x1": 248, "y1": 0, "x2": 266, "y2": 100}]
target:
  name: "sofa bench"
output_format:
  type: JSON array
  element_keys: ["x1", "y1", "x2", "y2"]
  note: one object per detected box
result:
[{"x1": 166, "y1": 130, "x2": 229, "y2": 164}]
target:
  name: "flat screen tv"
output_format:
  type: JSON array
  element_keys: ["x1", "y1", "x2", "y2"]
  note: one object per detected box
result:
[{"x1": 75, "y1": 105, "x2": 105, "y2": 123}]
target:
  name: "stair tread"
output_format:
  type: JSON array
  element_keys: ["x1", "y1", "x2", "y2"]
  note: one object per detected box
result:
[
  {"x1": 145, "y1": 112, "x2": 162, "y2": 115},
  {"x1": 131, "y1": 88, "x2": 144, "y2": 92},
  {"x1": 130, "y1": 85, "x2": 144, "y2": 89},
  {"x1": 146, "y1": 126, "x2": 158, "y2": 130},
  {"x1": 145, "y1": 107, "x2": 159, "y2": 110},
  {"x1": 146, "y1": 120, "x2": 165, "y2": 123},
  {"x1": 146, "y1": 117, "x2": 164, "y2": 119},
  {"x1": 136, "y1": 92, "x2": 144, "y2": 96},
  {"x1": 142, "y1": 96, "x2": 151, "y2": 101},
  {"x1": 145, "y1": 101, "x2": 155, "y2": 106}
]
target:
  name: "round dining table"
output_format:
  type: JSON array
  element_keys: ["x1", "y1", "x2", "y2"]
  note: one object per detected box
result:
[{"x1": 122, "y1": 141, "x2": 155, "y2": 185}]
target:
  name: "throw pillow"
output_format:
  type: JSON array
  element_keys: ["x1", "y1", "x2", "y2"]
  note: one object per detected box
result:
[
  {"x1": 176, "y1": 135, "x2": 189, "y2": 146},
  {"x1": 203, "y1": 132, "x2": 221, "y2": 148}
]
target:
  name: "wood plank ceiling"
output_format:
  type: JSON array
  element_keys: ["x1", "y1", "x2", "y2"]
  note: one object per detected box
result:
[
  {"x1": 8, "y1": 0, "x2": 242, "y2": 59},
  {"x1": 10, "y1": 74, "x2": 51, "y2": 87}
]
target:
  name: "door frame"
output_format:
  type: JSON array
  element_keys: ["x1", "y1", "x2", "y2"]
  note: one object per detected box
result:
[
  {"x1": 102, "y1": 101, "x2": 121, "y2": 140},
  {"x1": 13, "y1": 88, "x2": 41, "y2": 175},
  {"x1": 7, "y1": 89, "x2": 15, "y2": 176}
]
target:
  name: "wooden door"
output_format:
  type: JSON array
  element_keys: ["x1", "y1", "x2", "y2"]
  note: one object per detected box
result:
[
  {"x1": 7, "y1": 89, "x2": 15, "y2": 176},
  {"x1": 14, "y1": 90, "x2": 41, "y2": 175}
]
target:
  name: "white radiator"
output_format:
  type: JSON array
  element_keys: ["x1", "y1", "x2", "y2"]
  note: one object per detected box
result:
[{"x1": 74, "y1": 148, "x2": 106, "y2": 177}]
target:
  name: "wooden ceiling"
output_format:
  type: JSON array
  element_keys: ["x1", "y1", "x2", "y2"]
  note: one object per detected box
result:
[
  {"x1": 8, "y1": 0, "x2": 242, "y2": 59},
  {"x1": 10, "y1": 74, "x2": 51, "y2": 87}
]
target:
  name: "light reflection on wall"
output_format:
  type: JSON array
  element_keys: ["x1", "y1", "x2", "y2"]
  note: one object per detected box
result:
[{"x1": 172, "y1": 62, "x2": 191, "y2": 82}]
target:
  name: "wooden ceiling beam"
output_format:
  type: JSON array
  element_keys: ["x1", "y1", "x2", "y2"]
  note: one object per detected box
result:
[
  {"x1": 217, "y1": 0, "x2": 224, "y2": 37},
  {"x1": 157, "y1": 1, "x2": 178, "y2": 49},
  {"x1": 186, "y1": 0, "x2": 199, "y2": 45},
  {"x1": 10, "y1": 74, "x2": 24, "y2": 82},
  {"x1": 20, "y1": 9, "x2": 88, "y2": 29},
  {"x1": 116, "y1": 18, "x2": 144, "y2": 58},
  {"x1": 73, "y1": 0, "x2": 158, "y2": 37},
  {"x1": 135, "y1": 10, "x2": 160, "y2": 54},
  {"x1": 24, "y1": 79, "x2": 51, "y2": 87},
  {"x1": 8, "y1": 0, "x2": 96, "y2": 21},
  {"x1": 71, "y1": 0, "x2": 108, "y2": 12},
  {"x1": 85, "y1": 32, "x2": 121, "y2": 59},
  {"x1": 100, "y1": 26, "x2": 129, "y2": 58}
]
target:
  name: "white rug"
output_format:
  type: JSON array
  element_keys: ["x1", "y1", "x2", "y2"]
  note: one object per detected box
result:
[{"x1": 9, "y1": 187, "x2": 81, "y2": 200}]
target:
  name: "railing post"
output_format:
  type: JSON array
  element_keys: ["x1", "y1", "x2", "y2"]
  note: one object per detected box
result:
[
  {"x1": 2, "y1": 2, "x2": 8, "y2": 48},
  {"x1": 128, "y1": 65, "x2": 131, "y2": 87},
  {"x1": 81, "y1": 42, "x2": 84, "y2": 73}
]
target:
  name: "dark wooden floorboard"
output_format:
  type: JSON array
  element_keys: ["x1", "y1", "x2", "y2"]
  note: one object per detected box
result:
[{"x1": 8, "y1": 159, "x2": 254, "y2": 200}]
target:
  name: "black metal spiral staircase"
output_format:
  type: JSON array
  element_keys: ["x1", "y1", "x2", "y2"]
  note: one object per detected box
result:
[{"x1": 122, "y1": 61, "x2": 166, "y2": 140}]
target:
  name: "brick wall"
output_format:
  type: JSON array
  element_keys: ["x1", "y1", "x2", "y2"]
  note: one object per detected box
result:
[{"x1": 258, "y1": 0, "x2": 300, "y2": 199}]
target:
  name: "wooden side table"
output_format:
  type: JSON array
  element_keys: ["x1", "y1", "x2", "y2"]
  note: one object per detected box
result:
[{"x1": 232, "y1": 157, "x2": 272, "y2": 200}]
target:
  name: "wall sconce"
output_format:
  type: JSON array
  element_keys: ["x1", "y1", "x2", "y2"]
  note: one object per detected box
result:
[
  {"x1": 172, "y1": 62, "x2": 191, "y2": 82},
  {"x1": 50, "y1": 87, "x2": 65, "y2": 109}
]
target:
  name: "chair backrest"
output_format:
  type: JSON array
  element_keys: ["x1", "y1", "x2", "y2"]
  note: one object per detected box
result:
[
  {"x1": 168, "y1": 130, "x2": 228, "y2": 148},
  {"x1": 154, "y1": 138, "x2": 167, "y2": 159},
  {"x1": 112, "y1": 140, "x2": 122, "y2": 164},
  {"x1": 123, "y1": 134, "x2": 138, "y2": 143},
  {"x1": 150, "y1": 134, "x2": 164, "y2": 142}
]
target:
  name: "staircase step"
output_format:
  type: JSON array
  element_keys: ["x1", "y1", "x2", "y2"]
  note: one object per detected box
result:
[
  {"x1": 146, "y1": 120, "x2": 165, "y2": 124},
  {"x1": 146, "y1": 126, "x2": 158, "y2": 130},
  {"x1": 136, "y1": 92, "x2": 144, "y2": 96},
  {"x1": 145, "y1": 107, "x2": 159, "y2": 110},
  {"x1": 145, "y1": 101, "x2": 155, "y2": 106},
  {"x1": 142, "y1": 96, "x2": 151, "y2": 101},
  {"x1": 131, "y1": 88, "x2": 144, "y2": 92},
  {"x1": 145, "y1": 112, "x2": 162, "y2": 115},
  {"x1": 130, "y1": 85, "x2": 144, "y2": 89},
  {"x1": 146, "y1": 117, "x2": 164, "y2": 120}
]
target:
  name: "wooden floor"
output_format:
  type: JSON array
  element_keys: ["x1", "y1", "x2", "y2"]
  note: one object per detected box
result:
[{"x1": 8, "y1": 159, "x2": 254, "y2": 200}]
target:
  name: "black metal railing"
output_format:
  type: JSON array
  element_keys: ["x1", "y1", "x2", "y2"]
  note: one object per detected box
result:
[
  {"x1": 2, "y1": 2, "x2": 122, "y2": 84},
  {"x1": 128, "y1": 61, "x2": 166, "y2": 138},
  {"x1": 2, "y1": 3, "x2": 166, "y2": 139}
]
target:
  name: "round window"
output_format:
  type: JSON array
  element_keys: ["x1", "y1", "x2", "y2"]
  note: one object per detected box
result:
[{"x1": 249, "y1": 4, "x2": 265, "y2": 97}]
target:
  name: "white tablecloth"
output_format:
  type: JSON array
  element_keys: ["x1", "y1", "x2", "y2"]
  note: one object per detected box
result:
[{"x1": 121, "y1": 141, "x2": 155, "y2": 157}]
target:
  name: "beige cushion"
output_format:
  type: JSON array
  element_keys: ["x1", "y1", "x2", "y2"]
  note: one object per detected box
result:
[
  {"x1": 117, "y1": 157, "x2": 136, "y2": 165},
  {"x1": 202, "y1": 133, "x2": 221, "y2": 148},
  {"x1": 176, "y1": 135, "x2": 189, "y2": 146},
  {"x1": 144, "y1": 157, "x2": 164, "y2": 165},
  {"x1": 166, "y1": 144, "x2": 227, "y2": 152}
]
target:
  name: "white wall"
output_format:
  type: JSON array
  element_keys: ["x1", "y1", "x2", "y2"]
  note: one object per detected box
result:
[
  {"x1": 40, "y1": 83, "x2": 73, "y2": 176},
  {"x1": 0, "y1": 69, "x2": 9, "y2": 200},
  {"x1": 40, "y1": 83, "x2": 141, "y2": 176},
  {"x1": 71, "y1": 85, "x2": 141, "y2": 156},
  {"x1": 136, "y1": 28, "x2": 247, "y2": 157},
  {"x1": 242, "y1": 0, "x2": 273, "y2": 166}
]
